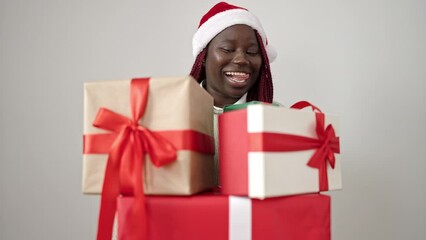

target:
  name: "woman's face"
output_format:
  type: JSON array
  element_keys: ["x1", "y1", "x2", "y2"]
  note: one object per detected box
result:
[{"x1": 204, "y1": 24, "x2": 262, "y2": 107}]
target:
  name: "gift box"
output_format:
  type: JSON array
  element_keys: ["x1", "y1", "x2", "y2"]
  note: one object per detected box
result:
[
  {"x1": 118, "y1": 193, "x2": 331, "y2": 240},
  {"x1": 82, "y1": 76, "x2": 215, "y2": 195},
  {"x1": 219, "y1": 102, "x2": 341, "y2": 199}
]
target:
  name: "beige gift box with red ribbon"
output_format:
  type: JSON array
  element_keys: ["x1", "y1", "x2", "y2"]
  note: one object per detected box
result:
[{"x1": 82, "y1": 76, "x2": 215, "y2": 195}]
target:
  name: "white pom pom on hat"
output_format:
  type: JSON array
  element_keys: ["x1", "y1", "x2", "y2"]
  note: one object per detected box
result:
[{"x1": 192, "y1": 2, "x2": 277, "y2": 62}]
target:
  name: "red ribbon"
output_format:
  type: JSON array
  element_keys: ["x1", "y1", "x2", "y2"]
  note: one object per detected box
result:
[
  {"x1": 249, "y1": 101, "x2": 340, "y2": 191},
  {"x1": 85, "y1": 78, "x2": 214, "y2": 240},
  {"x1": 84, "y1": 130, "x2": 214, "y2": 155}
]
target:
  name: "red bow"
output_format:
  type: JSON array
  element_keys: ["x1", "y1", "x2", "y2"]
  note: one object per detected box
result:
[
  {"x1": 306, "y1": 112, "x2": 340, "y2": 190},
  {"x1": 95, "y1": 78, "x2": 177, "y2": 240}
]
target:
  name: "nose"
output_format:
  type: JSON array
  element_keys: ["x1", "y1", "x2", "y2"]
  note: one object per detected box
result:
[{"x1": 232, "y1": 50, "x2": 249, "y2": 65}]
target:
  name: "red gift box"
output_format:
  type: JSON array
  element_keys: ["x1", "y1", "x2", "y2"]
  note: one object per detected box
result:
[{"x1": 117, "y1": 193, "x2": 330, "y2": 240}]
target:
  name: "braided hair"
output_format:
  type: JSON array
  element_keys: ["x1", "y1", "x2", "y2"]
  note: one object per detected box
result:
[{"x1": 190, "y1": 30, "x2": 273, "y2": 103}]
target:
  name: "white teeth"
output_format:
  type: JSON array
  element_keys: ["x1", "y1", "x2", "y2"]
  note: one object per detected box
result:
[
  {"x1": 225, "y1": 72, "x2": 249, "y2": 76},
  {"x1": 225, "y1": 71, "x2": 250, "y2": 83}
]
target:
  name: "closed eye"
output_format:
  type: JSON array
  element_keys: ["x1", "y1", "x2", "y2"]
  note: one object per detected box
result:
[
  {"x1": 247, "y1": 49, "x2": 260, "y2": 55},
  {"x1": 220, "y1": 47, "x2": 233, "y2": 53}
]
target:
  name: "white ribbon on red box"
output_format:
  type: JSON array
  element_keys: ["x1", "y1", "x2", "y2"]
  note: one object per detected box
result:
[{"x1": 230, "y1": 196, "x2": 252, "y2": 240}]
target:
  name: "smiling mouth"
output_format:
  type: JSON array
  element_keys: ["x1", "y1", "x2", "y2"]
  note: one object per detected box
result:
[{"x1": 225, "y1": 71, "x2": 250, "y2": 83}]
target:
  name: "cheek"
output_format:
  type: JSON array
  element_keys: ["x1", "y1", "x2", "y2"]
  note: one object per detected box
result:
[
  {"x1": 206, "y1": 54, "x2": 226, "y2": 74},
  {"x1": 210, "y1": 52, "x2": 227, "y2": 65}
]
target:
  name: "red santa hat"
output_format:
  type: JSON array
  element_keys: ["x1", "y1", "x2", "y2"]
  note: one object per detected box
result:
[{"x1": 192, "y1": 2, "x2": 277, "y2": 62}]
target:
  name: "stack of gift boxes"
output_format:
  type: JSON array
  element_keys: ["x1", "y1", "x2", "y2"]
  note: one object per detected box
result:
[{"x1": 82, "y1": 76, "x2": 341, "y2": 240}]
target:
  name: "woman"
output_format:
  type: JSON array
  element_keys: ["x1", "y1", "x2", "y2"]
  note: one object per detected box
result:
[
  {"x1": 190, "y1": 2, "x2": 277, "y2": 109},
  {"x1": 189, "y1": 2, "x2": 277, "y2": 184}
]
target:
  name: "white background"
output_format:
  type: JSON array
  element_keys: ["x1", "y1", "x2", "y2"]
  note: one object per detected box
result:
[{"x1": 1, "y1": 0, "x2": 425, "y2": 239}]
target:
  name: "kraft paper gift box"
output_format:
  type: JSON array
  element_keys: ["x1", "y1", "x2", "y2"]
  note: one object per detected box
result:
[
  {"x1": 82, "y1": 76, "x2": 215, "y2": 195},
  {"x1": 219, "y1": 102, "x2": 342, "y2": 199},
  {"x1": 117, "y1": 193, "x2": 331, "y2": 240}
]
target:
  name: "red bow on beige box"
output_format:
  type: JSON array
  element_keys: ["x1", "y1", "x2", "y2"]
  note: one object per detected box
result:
[
  {"x1": 290, "y1": 101, "x2": 340, "y2": 191},
  {"x1": 93, "y1": 79, "x2": 175, "y2": 240}
]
